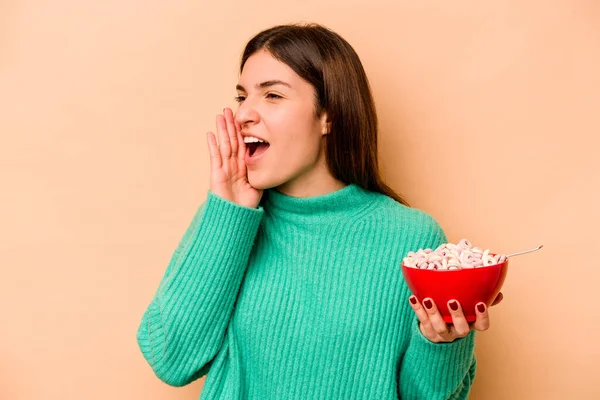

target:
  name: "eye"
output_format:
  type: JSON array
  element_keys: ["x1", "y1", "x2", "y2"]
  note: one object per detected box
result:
[
  {"x1": 266, "y1": 93, "x2": 282, "y2": 100},
  {"x1": 234, "y1": 95, "x2": 246, "y2": 103}
]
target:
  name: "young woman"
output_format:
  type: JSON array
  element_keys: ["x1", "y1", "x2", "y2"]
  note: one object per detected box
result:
[{"x1": 136, "y1": 23, "x2": 501, "y2": 399}]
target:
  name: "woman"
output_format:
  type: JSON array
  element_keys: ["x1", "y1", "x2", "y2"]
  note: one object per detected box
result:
[{"x1": 136, "y1": 23, "x2": 500, "y2": 399}]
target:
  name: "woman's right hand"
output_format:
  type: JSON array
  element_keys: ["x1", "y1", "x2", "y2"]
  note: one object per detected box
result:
[{"x1": 206, "y1": 108, "x2": 263, "y2": 209}]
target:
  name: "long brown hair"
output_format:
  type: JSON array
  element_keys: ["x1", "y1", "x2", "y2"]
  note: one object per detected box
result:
[{"x1": 240, "y1": 23, "x2": 409, "y2": 206}]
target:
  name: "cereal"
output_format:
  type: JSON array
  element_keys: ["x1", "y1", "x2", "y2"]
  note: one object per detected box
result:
[{"x1": 403, "y1": 239, "x2": 507, "y2": 270}]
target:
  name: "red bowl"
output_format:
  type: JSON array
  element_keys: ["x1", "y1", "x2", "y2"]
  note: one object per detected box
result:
[{"x1": 401, "y1": 258, "x2": 508, "y2": 323}]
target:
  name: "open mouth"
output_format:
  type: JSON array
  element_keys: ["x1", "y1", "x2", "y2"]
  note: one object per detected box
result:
[{"x1": 244, "y1": 137, "x2": 270, "y2": 159}]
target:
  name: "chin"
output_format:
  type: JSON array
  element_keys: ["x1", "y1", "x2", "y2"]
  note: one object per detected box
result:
[{"x1": 247, "y1": 172, "x2": 280, "y2": 191}]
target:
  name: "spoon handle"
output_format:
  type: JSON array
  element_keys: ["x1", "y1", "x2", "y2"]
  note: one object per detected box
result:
[{"x1": 506, "y1": 245, "x2": 544, "y2": 258}]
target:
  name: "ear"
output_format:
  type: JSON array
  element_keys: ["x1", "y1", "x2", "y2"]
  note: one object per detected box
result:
[{"x1": 319, "y1": 111, "x2": 331, "y2": 136}]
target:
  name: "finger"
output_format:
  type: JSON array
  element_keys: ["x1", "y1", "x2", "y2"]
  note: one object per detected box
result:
[
  {"x1": 472, "y1": 302, "x2": 490, "y2": 331},
  {"x1": 447, "y1": 300, "x2": 470, "y2": 337},
  {"x1": 235, "y1": 120, "x2": 246, "y2": 163},
  {"x1": 491, "y1": 292, "x2": 504, "y2": 306},
  {"x1": 422, "y1": 298, "x2": 450, "y2": 338},
  {"x1": 206, "y1": 131, "x2": 222, "y2": 169},
  {"x1": 409, "y1": 296, "x2": 432, "y2": 328},
  {"x1": 408, "y1": 296, "x2": 438, "y2": 339},
  {"x1": 223, "y1": 108, "x2": 238, "y2": 157},
  {"x1": 216, "y1": 114, "x2": 231, "y2": 159}
]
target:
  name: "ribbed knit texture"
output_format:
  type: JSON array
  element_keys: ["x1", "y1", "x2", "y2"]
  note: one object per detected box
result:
[{"x1": 137, "y1": 184, "x2": 477, "y2": 399}]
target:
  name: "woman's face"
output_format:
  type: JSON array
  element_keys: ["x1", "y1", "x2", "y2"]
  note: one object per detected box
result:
[{"x1": 234, "y1": 50, "x2": 331, "y2": 193}]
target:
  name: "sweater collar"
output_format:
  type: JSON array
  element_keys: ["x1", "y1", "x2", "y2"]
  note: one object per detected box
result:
[{"x1": 262, "y1": 184, "x2": 374, "y2": 224}]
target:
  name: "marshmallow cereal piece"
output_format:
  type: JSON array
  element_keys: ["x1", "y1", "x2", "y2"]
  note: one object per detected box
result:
[
  {"x1": 482, "y1": 255, "x2": 496, "y2": 266},
  {"x1": 446, "y1": 243, "x2": 458, "y2": 251},
  {"x1": 441, "y1": 258, "x2": 448, "y2": 269},
  {"x1": 458, "y1": 239, "x2": 472, "y2": 250},
  {"x1": 459, "y1": 250, "x2": 474, "y2": 264}
]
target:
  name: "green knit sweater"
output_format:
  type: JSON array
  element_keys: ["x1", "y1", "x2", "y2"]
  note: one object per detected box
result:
[{"x1": 136, "y1": 184, "x2": 477, "y2": 399}]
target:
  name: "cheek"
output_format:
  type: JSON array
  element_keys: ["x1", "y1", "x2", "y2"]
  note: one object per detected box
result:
[
  {"x1": 275, "y1": 129, "x2": 321, "y2": 166},
  {"x1": 268, "y1": 108, "x2": 321, "y2": 158}
]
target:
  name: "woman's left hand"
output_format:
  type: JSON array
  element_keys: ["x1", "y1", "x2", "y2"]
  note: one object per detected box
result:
[{"x1": 408, "y1": 293, "x2": 504, "y2": 343}]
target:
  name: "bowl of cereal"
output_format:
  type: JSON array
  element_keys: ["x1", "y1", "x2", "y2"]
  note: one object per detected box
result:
[{"x1": 401, "y1": 239, "x2": 508, "y2": 323}]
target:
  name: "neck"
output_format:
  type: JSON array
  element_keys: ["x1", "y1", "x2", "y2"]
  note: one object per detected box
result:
[{"x1": 274, "y1": 150, "x2": 346, "y2": 198}]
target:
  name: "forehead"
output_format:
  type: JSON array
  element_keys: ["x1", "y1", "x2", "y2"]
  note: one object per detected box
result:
[{"x1": 239, "y1": 50, "x2": 300, "y2": 88}]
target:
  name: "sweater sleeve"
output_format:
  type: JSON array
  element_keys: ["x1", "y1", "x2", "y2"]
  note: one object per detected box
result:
[
  {"x1": 399, "y1": 319, "x2": 477, "y2": 399},
  {"x1": 398, "y1": 212, "x2": 477, "y2": 399},
  {"x1": 136, "y1": 191, "x2": 264, "y2": 387}
]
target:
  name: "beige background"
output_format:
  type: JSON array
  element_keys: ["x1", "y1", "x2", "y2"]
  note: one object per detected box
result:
[{"x1": 1, "y1": 0, "x2": 599, "y2": 399}]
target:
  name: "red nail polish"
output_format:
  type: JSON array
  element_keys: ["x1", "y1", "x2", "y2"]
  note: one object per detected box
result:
[
  {"x1": 477, "y1": 303, "x2": 486, "y2": 313},
  {"x1": 424, "y1": 299, "x2": 433, "y2": 309},
  {"x1": 409, "y1": 296, "x2": 417, "y2": 305},
  {"x1": 449, "y1": 301, "x2": 458, "y2": 311}
]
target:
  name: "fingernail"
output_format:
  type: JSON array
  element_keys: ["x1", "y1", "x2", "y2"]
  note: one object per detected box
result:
[
  {"x1": 477, "y1": 303, "x2": 486, "y2": 313},
  {"x1": 449, "y1": 301, "x2": 458, "y2": 311},
  {"x1": 409, "y1": 296, "x2": 417, "y2": 305},
  {"x1": 423, "y1": 299, "x2": 432, "y2": 309}
]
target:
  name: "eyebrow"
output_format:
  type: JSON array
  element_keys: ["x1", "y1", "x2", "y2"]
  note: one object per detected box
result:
[{"x1": 236, "y1": 80, "x2": 292, "y2": 92}]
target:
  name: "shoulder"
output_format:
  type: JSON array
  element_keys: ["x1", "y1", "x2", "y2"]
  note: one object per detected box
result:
[
  {"x1": 363, "y1": 192, "x2": 447, "y2": 251},
  {"x1": 366, "y1": 192, "x2": 443, "y2": 230}
]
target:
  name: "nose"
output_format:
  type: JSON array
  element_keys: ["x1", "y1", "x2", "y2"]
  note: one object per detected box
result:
[{"x1": 234, "y1": 98, "x2": 260, "y2": 127}]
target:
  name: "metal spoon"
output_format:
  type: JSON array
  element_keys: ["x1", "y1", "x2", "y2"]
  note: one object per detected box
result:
[{"x1": 506, "y1": 245, "x2": 544, "y2": 258}]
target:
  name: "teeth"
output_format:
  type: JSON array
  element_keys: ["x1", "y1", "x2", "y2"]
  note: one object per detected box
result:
[{"x1": 244, "y1": 136, "x2": 266, "y2": 143}]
